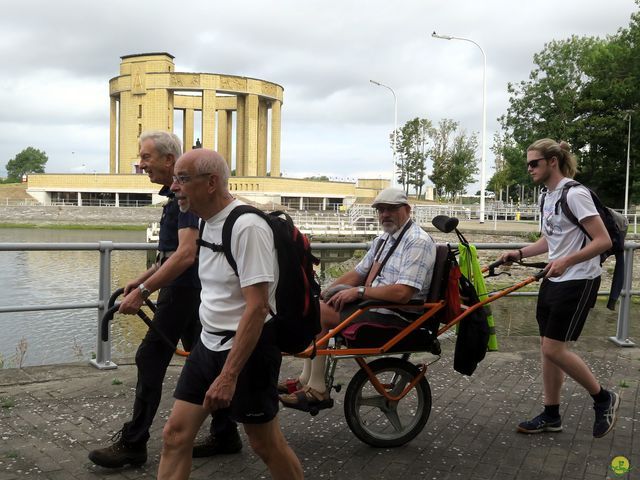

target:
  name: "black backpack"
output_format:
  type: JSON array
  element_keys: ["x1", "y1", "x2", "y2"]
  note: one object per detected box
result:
[
  {"x1": 198, "y1": 205, "x2": 321, "y2": 354},
  {"x1": 453, "y1": 272, "x2": 490, "y2": 376},
  {"x1": 540, "y1": 180, "x2": 628, "y2": 310}
]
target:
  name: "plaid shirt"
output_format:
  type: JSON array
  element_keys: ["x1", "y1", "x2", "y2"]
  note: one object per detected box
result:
[{"x1": 355, "y1": 220, "x2": 436, "y2": 298}]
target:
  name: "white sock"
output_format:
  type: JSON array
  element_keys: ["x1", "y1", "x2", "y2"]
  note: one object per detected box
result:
[
  {"x1": 298, "y1": 358, "x2": 312, "y2": 385},
  {"x1": 305, "y1": 356, "x2": 327, "y2": 394}
]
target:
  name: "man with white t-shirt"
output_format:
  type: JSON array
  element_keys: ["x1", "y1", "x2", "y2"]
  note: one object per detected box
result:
[
  {"x1": 157, "y1": 148, "x2": 303, "y2": 480},
  {"x1": 500, "y1": 138, "x2": 620, "y2": 439}
]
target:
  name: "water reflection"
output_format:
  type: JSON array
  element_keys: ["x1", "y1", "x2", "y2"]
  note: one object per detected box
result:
[{"x1": 0, "y1": 228, "x2": 148, "y2": 367}]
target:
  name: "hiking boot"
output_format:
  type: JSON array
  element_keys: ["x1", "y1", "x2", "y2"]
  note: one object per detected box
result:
[
  {"x1": 516, "y1": 413, "x2": 562, "y2": 434},
  {"x1": 88, "y1": 430, "x2": 147, "y2": 468},
  {"x1": 192, "y1": 427, "x2": 243, "y2": 458},
  {"x1": 593, "y1": 391, "x2": 620, "y2": 438}
]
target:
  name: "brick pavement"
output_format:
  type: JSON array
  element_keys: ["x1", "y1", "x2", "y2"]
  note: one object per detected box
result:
[{"x1": 0, "y1": 336, "x2": 638, "y2": 480}]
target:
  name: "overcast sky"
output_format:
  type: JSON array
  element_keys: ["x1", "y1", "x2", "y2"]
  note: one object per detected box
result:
[{"x1": 0, "y1": 0, "x2": 637, "y2": 191}]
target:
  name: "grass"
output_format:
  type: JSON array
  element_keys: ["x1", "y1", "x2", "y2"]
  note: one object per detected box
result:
[
  {"x1": 112, "y1": 379, "x2": 123, "y2": 385},
  {"x1": 1, "y1": 397, "x2": 15, "y2": 409},
  {"x1": 0, "y1": 223, "x2": 146, "y2": 231}
]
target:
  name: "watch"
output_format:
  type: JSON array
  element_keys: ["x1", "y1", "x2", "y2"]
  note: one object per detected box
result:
[
  {"x1": 357, "y1": 286, "x2": 366, "y2": 299},
  {"x1": 138, "y1": 283, "x2": 151, "y2": 300}
]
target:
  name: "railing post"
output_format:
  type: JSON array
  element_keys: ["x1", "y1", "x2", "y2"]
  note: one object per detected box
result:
[
  {"x1": 609, "y1": 243, "x2": 636, "y2": 347},
  {"x1": 90, "y1": 241, "x2": 118, "y2": 369}
]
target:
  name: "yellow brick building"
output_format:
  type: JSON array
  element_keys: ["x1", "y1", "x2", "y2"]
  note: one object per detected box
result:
[{"x1": 27, "y1": 52, "x2": 403, "y2": 209}]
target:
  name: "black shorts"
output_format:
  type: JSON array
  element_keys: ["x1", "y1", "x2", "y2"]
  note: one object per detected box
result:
[
  {"x1": 536, "y1": 277, "x2": 601, "y2": 342},
  {"x1": 173, "y1": 321, "x2": 281, "y2": 424}
]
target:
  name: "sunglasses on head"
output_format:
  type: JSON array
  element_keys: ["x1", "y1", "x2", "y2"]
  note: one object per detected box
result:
[{"x1": 527, "y1": 157, "x2": 546, "y2": 169}]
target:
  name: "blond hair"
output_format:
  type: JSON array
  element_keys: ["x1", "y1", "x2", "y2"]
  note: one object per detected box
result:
[{"x1": 528, "y1": 138, "x2": 577, "y2": 178}]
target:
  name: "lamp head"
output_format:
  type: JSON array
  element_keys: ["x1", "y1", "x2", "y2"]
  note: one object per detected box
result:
[{"x1": 432, "y1": 31, "x2": 453, "y2": 40}]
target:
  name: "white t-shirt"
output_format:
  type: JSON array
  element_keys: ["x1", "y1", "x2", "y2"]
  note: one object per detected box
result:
[
  {"x1": 198, "y1": 199, "x2": 278, "y2": 351},
  {"x1": 540, "y1": 177, "x2": 601, "y2": 282}
]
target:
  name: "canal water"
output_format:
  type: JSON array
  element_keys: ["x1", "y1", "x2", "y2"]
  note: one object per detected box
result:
[{"x1": 0, "y1": 228, "x2": 634, "y2": 367}]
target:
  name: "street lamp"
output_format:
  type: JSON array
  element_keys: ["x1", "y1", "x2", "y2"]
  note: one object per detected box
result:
[
  {"x1": 432, "y1": 31, "x2": 487, "y2": 223},
  {"x1": 370, "y1": 79, "x2": 398, "y2": 187},
  {"x1": 624, "y1": 111, "x2": 632, "y2": 217}
]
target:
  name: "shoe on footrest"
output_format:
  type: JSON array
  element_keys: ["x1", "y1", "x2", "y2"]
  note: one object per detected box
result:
[{"x1": 279, "y1": 386, "x2": 333, "y2": 415}]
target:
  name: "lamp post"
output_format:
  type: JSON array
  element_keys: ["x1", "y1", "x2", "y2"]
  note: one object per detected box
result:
[
  {"x1": 624, "y1": 111, "x2": 632, "y2": 217},
  {"x1": 432, "y1": 31, "x2": 487, "y2": 223},
  {"x1": 370, "y1": 79, "x2": 398, "y2": 187}
]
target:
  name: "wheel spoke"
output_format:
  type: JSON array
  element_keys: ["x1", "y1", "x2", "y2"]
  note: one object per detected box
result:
[
  {"x1": 358, "y1": 394, "x2": 387, "y2": 409},
  {"x1": 384, "y1": 407, "x2": 403, "y2": 432},
  {"x1": 388, "y1": 374, "x2": 410, "y2": 397}
]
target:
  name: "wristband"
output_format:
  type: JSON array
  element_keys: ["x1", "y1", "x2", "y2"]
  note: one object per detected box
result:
[{"x1": 518, "y1": 249, "x2": 524, "y2": 261}]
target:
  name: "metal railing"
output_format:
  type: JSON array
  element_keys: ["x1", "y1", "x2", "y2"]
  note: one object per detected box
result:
[{"x1": 0, "y1": 240, "x2": 637, "y2": 369}]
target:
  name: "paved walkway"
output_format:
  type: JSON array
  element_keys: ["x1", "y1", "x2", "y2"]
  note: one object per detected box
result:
[{"x1": 0, "y1": 335, "x2": 637, "y2": 480}]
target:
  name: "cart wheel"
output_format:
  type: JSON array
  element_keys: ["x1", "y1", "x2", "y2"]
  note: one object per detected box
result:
[{"x1": 344, "y1": 357, "x2": 431, "y2": 447}]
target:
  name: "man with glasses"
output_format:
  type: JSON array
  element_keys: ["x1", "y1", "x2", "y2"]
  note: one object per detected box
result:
[
  {"x1": 89, "y1": 131, "x2": 241, "y2": 469},
  {"x1": 500, "y1": 138, "x2": 620, "y2": 438},
  {"x1": 157, "y1": 148, "x2": 303, "y2": 480},
  {"x1": 279, "y1": 187, "x2": 436, "y2": 412}
]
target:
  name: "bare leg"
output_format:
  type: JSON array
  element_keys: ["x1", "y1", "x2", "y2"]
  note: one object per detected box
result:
[
  {"x1": 157, "y1": 400, "x2": 209, "y2": 480},
  {"x1": 541, "y1": 337, "x2": 600, "y2": 396},
  {"x1": 540, "y1": 338, "x2": 564, "y2": 405},
  {"x1": 244, "y1": 417, "x2": 303, "y2": 480}
]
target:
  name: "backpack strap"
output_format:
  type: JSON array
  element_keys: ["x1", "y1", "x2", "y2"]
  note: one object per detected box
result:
[
  {"x1": 221, "y1": 205, "x2": 270, "y2": 276},
  {"x1": 196, "y1": 220, "x2": 225, "y2": 255},
  {"x1": 557, "y1": 180, "x2": 593, "y2": 241}
]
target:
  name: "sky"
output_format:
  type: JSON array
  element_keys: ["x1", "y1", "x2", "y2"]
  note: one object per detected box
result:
[{"x1": 0, "y1": 0, "x2": 637, "y2": 192}]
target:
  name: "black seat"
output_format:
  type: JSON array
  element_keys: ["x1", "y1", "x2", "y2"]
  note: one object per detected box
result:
[{"x1": 341, "y1": 243, "x2": 452, "y2": 353}]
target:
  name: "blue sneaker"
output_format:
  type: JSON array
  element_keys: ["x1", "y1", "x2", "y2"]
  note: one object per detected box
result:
[
  {"x1": 517, "y1": 413, "x2": 562, "y2": 434},
  {"x1": 593, "y1": 391, "x2": 620, "y2": 438}
]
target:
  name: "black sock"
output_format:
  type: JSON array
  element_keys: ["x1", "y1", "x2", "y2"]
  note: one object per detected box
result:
[
  {"x1": 591, "y1": 387, "x2": 609, "y2": 404},
  {"x1": 544, "y1": 404, "x2": 560, "y2": 418}
]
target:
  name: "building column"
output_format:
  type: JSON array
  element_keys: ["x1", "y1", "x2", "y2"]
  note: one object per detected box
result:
[
  {"x1": 115, "y1": 193, "x2": 120, "y2": 207},
  {"x1": 322, "y1": 197, "x2": 327, "y2": 211},
  {"x1": 236, "y1": 96, "x2": 246, "y2": 176},
  {"x1": 244, "y1": 94, "x2": 259, "y2": 176},
  {"x1": 184, "y1": 108, "x2": 194, "y2": 152},
  {"x1": 270, "y1": 100, "x2": 281, "y2": 177},
  {"x1": 257, "y1": 100, "x2": 268, "y2": 177},
  {"x1": 299, "y1": 197, "x2": 304, "y2": 210},
  {"x1": 202, "y1": 90, "x2": 217, "y2": 149},
  {"x1": 217, "y1": 109, "x2": 230, "y2": 167},
  {"x1": 110, "y1": 97, "x2": 118, "y2": 174},
  {"x1": 77, "y1": 192, "x2": 82, "y2": 206},
  {"x1": 225, "y1": 111, "x2": 232, "y2": 168}
]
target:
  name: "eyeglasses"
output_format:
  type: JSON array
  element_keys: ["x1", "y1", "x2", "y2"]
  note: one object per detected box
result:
[
  {"x1": 527, "y1": 157, "x2": 546, "y2": 169},
  {"x1": 375, "y1": 204, "x2": 403, "y2": 213},
  {"x1": 171, "y1": 173, "x2": 213, "y2": 185}
]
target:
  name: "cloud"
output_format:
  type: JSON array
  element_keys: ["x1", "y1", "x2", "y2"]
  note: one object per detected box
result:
[{"x1": 0, "y1": 0, "x2": 637, "y2": 187}]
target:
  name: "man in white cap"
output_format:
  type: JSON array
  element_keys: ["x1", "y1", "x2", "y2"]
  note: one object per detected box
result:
[{"x1": 279, "y1": 187, "x2": 436, "y2": 412}]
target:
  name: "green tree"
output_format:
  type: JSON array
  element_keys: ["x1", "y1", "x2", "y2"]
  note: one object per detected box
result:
[
  {"x1": 499, "y1": 6, "x2": 640, "y2": 208},
  {"x1": 5, "y1": 147, "x2": 48, "y2": 182},
  {"x1": 428, "y1": 119, "x2": 478, "y2": 201},
  {"x1": 395, "y1": 118, "x2": 432, "y2": 197}
]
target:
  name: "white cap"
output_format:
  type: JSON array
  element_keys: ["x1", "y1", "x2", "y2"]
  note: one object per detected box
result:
[{"x1": 371, "y1": 188, "x2": 409, "y2": 207}]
